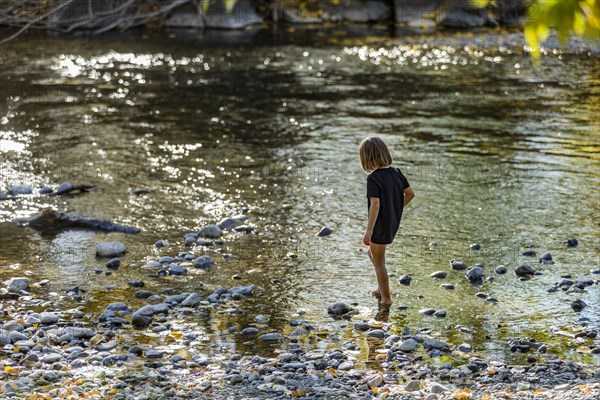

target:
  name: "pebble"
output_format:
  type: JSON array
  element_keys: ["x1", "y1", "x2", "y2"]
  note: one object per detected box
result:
[
  {"x1": 451, "y1": 260, "x2": 468, "y2": 270},
  {"x1": 40, "y1": 312, "x2": 59, "y2": 324},
  {"x1": 397, "y1": 339, "x2": 417, "y2": 352},
  {"x1": 198, "y1": 225, "x2": 222, "y2": 238},
  {"x1": 338, "y1": 361, "x2": 354, "y2": 370},
  {"x1": 368, "y1": 375, "x2": 383, "y2": 387},
  {"x1": 470, "y1": 243, "x2": 480, "y2": 250},
  {"x1": 398, "y1": 275, "x2": 412, "y2": 285},
  {"x1": 106, "y1": 258, "x2": 121, "y2": 269},
  {"x1": 354, "y1": 322, "x2": 371, "y2": 332},
  {"x1": 566, "y1": 238, "x2": 578, "y2": 247},
  {"x1": 430, "y1": 271, "x2": 446, "y2": 279},
  {"x1": 241, "y1": 327, "x2": 260, "y2": 336},
  {"x1": 466, "y1": 266, "x2": 483, "y2": 282},
  {"x1": 515, "y1": 264, "x2": 535, "y2": 277},
  {"x1": 193, "y1": 255, "x2": 214, "y2": 269},
  {"x1": 495, "y1": 265, "x2": 507, "y2": 274},
  {"x1": 317, "y1": 227, "x2": 332, "y2": 236}
]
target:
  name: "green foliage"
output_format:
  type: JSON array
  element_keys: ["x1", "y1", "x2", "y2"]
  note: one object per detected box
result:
[{"x1": 525, "y1": 0, "x2": 599, "y2": 59}]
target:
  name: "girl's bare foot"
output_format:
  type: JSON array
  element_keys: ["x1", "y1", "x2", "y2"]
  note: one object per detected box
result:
[{"x1": 370, "y1": 289, "x2": 381, "y2": 299}]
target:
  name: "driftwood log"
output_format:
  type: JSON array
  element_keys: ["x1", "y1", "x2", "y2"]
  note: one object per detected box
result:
[{"x1": 13, "y1": 208, "x2": 141, "y2": 234}]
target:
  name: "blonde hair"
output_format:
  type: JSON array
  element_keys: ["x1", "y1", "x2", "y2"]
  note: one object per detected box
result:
[{"x1": 359, "y1": 136, "x2": 393, "y2": 173}]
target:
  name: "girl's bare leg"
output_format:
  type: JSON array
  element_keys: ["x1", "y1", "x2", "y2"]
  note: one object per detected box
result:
[
  {"x1": 369, "y1": 243, "x2": 392, "y2": 305},
  {"x1": 367, "y1": 248, "x2": 381, "y2": 298}
]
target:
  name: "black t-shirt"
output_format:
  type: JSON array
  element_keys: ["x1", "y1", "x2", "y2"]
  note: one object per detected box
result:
[{"x1": 366, "y1": 166, "x2": 410, "y2": 245}]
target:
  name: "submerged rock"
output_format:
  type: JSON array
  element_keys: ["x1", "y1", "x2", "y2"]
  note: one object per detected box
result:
[
  {"x1": 566, "y1": 238, "x2": 578, "y2": 247},
  {"x1": 317, "y1": 227, "x2": 332, "y2": 236},
  {"x1": 466, "y1": 266, "x2": 483, "y2": 282},
  {"x1": 8, "y1": 184, "x2": 32, "y2": 196},
  {"x1": 451, "y1": 260, "x2": 468, "y2": 270},
  {"x1": 515, "y1": 264, "x2": 535, "y2": 278}
]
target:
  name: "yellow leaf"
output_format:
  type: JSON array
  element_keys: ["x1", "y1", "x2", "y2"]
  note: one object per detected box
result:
[
  {"x1": 171, "y1": 331, "x2": 183, "y2": 339},
  {"x1": 483, "y1": 396, "x2": 490, "y2": 400},
  {"x1": 327, "y1": 367, "x2": 338, "y2": 378},
  {"x1": 292, "y1": 388, "x2": 307, "y2": 397},
  {"x1": 371, "y1": 387, "x2": 381, "y2": 394},
  {"x1": 4, "y1": 365, "x2": 19, "y2": 376}
]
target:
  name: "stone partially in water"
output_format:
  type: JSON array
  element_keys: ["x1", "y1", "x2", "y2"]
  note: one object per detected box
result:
[
  {"x1": 259, "y1": 333, "x2": 284, "y2": 341},
  {"x1": 566, "y1": 238, "x2": 578, "y2": 247},
  {"x1": 470, "y1": 243, "x2": 480, "y2": 250},
  {"x1": 458, "y1": 343, "x2": 472, "y2": 352},
  {"x1": 317, "y1": 227, "x2": 332, "y2": 236},
  {"x1": 451, "y1": 260, "x2": 468, "y2": 270},
  {"x1": 96, "y1": 242, "x2": 126, "y2": 257},
  {"x1": 354, "y1": 322, "x2": 371, "y2": 332},
  {"x1": 328, "y1": 302, "x2": 351, "y2": 315},
  {"x1": 198, "y1": 224, "x2": 222, "y2": 238},
  {"x1": 571, "y1": 299, "x2": 587, "y2": 312},
  {"x1": 431, "y1": 271, "x2": 446, "y2": 279},
  {"x1": 434, "y1": 309, "x2": 447, "y2": 318},
  {"x1": 495, "y1": 265, "x2": 507, "y2": 274},
  {"x1": 466, "y1": 266, "x2": 483, "y2": 282},
  {"x1": 367, "y1": 329, "x2": 385, "y2": 339},
  {"x1": 8, "y1": 184, "x2": 32, "y2": 196},
  {"x1": 515, "y1": 264, "x2": 535, "y2": 278},
  {"x1": 398, "y1": 275, "x2": 411, "y2": 285},
  {"x1": 538, "y1": 252, "x2": 553, "y2": 263}
]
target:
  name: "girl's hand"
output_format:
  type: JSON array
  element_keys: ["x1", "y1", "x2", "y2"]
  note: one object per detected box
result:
[{"x1": 363, "y1": 230, "x2": 372, "y2": 246}]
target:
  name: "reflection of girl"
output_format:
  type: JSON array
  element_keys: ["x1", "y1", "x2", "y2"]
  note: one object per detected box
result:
[{"x1": 359, "y1": 137, "x2": 415, "y2": 306}]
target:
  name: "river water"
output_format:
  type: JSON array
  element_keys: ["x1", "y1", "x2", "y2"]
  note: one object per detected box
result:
[{"x1": 0, "y1": 27, "x2": 598, "y2": 365}]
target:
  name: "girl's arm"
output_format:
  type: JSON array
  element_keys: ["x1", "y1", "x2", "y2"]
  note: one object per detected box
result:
[
  {"x1": 403, "y1": 187, "x2": 415, "y2": 207},
  {"x1": 363, "y1": 197, "x2": 380, "y2": 245}
]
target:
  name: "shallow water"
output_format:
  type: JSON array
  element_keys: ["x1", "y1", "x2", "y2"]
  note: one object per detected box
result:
[{"x1": 1, "y1": 27, "x2": 598, "y2": 365}]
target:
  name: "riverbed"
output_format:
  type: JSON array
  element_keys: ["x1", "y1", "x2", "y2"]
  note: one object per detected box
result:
[{"x1": 0, "y1": 25, "x2": 598, "y2": 369}]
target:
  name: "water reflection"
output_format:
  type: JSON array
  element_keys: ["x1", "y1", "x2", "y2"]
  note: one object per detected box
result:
[{"x1": 0, "y1": 30, "x2": 598, "y2": 365}]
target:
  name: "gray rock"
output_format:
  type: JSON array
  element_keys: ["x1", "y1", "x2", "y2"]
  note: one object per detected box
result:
[
  {"x1": 7, "y1": 277, "x2": 30, "y2": 291},
  {"x1": 458, "y1": 343, "x2": 472, "y2": 352},
  {"x1": 515, "y1": 264, "x2": 535, "y2": 277},
  {"x1": 575, "y1": 277, "x2": 594, "y2": 287},
  {"x1": 259, "y1": 333, "x2": 284, "y2": 341},
  {"x1": 451, "y1": 260, "x2": 468, "y2": 270},
  {"x1": 106, "y1": 258, "x2": 120, "y2": 269},
  {"x1": 398, "y1": 275, "x2": 412, "y2": 285},
  {"x1": 193, "y1": 255, "x2": 214, "y2": 269},
  {"x1": 566, "y1": 238, "x2": 578, "y2": 247},
  {"x1": 424, "y1": 338, "x2": 449, "y2": 350},
  {"x1": 40, "y1": 312, "x2": 59, "y2": 324},
  {"x1": 181, "y1": 292, "x2": 200, "y2": 307},
  {"x1": 240, "y1": 327, "x2": 259, "y2": 336},
  {"x1": 429, "y1": 382, "x2": 450, "y2": 393},
  {"x1": 433, "y1": 309, "x2": 447, "y2": 318},
  {"x1": 131, "y1": 313, "x2": 153, "y2": 326},
  {"x1": 198, "y1": 224, "x2": 222, "y2": 238},
  {"x1": 354, "y1": 322, "x2": 371, "y2": 332},
  {"x1": 538, "y1": 252, "x2": 552, "y2": 262},
  {"x1": 495, "y1": 265, "x2": 507, "y2": 274},
  {"x1": 470, "y1": 243, "x2": 480, "y2": 250},
  {"x1": 0, "y1": 190, "x2": 6, "y2": 200},
  {"x1": 43, "y1": 353, "x2": 63, "y2": 364},
  {"x1": 368, "y1": 374, "x2": 384, "y2": 387},
  {"x1": 466, "y1": 266, "x2": 483, "y2": 282},
  {"x1": 205, "y1": 0, "x2": 263, "y2": 29},
  {"x1": 430, "y1": 271, "x2": 446, "y2": 279},
  {"x1": 168, "y1": 264, "x2": 188, "y2": 276},
  {"x1": 367, "y1": 329, "x2": 385, "y2": 339},
  {"x1": 327, "y1": 301, "x2": 351, "y2": 315},
  {"x1": 96, "y1": 242, "x2": 126, "y2": 257},
  {"x1": 425, "y1": 394, "x2": 438, "y2": 400},
  {"x1": 338, "y1": 361, "x2": 354, "y2": 370},
  {"x1": 229, "y1": 286, "x2": 254, "y2": 296},
  {"x1": 440, "y1": 284, "x2": 455, "y2": 290},
  {"x1": 154, "y1": 240, "x2": 170, "y2": 248},
  {"x1": 397, "y1": 338, "x2": 417, "y2": 352},
  {"x1": 106, "y1": 302, "x2": 130, "y2": 312},
  {"x1": 8, "y1": 184, "x2": 32, "y2": 196},
  {"x1": 405, "y1": 379, "x2": 421, "y2": 391},
  {"x1": 217, "y1": 215, "x2": 247, "y2": 230},
  {"x1": 419, "y1": 308, "x2": 436, "y2": 316},
  {"x1": 317, "y1": 227, "x2": 332, "y2": 236}
]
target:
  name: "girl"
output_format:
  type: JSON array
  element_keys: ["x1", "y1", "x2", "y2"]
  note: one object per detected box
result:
[{"x1": 359, "y1": 136, "x2": 415, "y2": 306}]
